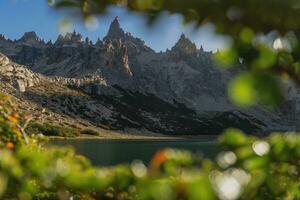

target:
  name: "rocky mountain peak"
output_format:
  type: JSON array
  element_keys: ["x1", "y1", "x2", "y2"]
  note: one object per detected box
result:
[
  {"x1": 67, "y1": 31, "x2": 83, "y2": 42},
  {"x1": 18, "y1": 31, "x2": 43, "y2": 44},
  {"x1": 0, "y1": 34, "x2": 7, "y2": 41},
  {"x1": 0, "y1": 35, "x2": 13, "y2": 45},
  {"x1": 54, "y1": 31, "x2": 84, "y2": 46},
  {"x1": 95, "y1": 38, "x2": 103, "y2": 47},
  {"x1": 104, "y1": 17, "x2": 125, "y2": 40},
  {"x1": 172, "y1": 34, "x2": 197, "y2": 54},
  {"x1": 200, "y1": 45, "x2": 204, "y2": 52}
]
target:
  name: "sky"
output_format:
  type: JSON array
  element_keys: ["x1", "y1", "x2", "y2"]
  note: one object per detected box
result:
[{"x1": 0, "y1": 0, "x2": 229, "y2": 52}]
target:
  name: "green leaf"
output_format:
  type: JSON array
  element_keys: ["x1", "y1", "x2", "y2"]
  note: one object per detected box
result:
[
  {"x1": 214, "y1": 48, "x2": 238, "y2": 68},
  {"x1": 252, "y1": 45, "x2": 277, "y2": 70},
  {"x1": 220, "y1": 128, "x2": 248, "y2": 147},
  {"x1": 240, "y1": 27, "x2": 255, "y2": 44},
  {"x1": 228, "y1": 73, "x2": 257, "y2": 107},
  {"x1": 229, "y1": 73, "x2": 282, "y2": 107}
]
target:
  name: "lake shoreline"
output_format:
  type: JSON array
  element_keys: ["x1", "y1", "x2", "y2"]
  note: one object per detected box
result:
[{"x1": 49, "y1": 135, "x2": 219, "y2": 142}]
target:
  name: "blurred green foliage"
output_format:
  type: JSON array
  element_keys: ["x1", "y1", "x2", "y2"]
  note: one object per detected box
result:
[
  {"x1": 50, "y1": 0, "x2": 300, "y2": 107},
  {"x1": 1, "y1": 94, "x2": 300, "y2": 199},
  {"x1": 228, "y1": 73, "x2": 282, "y2": 107}
]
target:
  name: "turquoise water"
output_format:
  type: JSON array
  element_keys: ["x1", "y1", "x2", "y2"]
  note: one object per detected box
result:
[{"x1": 50, "y1": 139, "x2": 218, "y2": 166}]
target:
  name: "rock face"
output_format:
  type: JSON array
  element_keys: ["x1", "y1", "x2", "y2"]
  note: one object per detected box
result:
[
  {"x1": 0, "y1": 53, "x2": 40, "y2": 93},
  {"x1": 0, "y1": 17, "x2": 299, "y2": 135}
]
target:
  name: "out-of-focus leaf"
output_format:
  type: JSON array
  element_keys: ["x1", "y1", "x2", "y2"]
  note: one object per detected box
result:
[
  {"x1": 240, "y1": 28, "x2": 255, "y2": 44},
  {"x1": 219, "y1": 128, "x2": 248, "y2": 147},
  {"x1": 187, "y1": 176, "x2": 216, "y2": 200},
  {"x1": 229, "y1": 73, "x2": 282, "y2": 107},
  {"x1": 252, "y1": 45, "x2": 277, "y2": 69},
  {"x1": 228, "y1": 73, "x2": 257, "y2": 107},
  {"x1": 0, "y1": 173, "x2": 7, "y2": 198},
  {"x1": 214, "y1": 48, "x2": 238, "y2": 68},
  {"x1": 243, "y1": 157, "x2": 270, "y2": 170}
]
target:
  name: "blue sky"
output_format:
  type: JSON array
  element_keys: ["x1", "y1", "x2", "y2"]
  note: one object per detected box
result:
[{"x1": 0, "y1": 0, "x2": 229, "y2": 52}]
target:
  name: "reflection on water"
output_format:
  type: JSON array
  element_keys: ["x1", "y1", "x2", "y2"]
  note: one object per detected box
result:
[{"x1": 50, "y1": 139, "x2": 218, "y2": 166}]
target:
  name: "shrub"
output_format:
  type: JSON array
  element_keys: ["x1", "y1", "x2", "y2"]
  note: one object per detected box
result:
[
  {"x1": 26, "y1": 122, "x2": 80, "y2": 137},
  {"x1": 0, "y1": 94, "x2": 25, "y2": 146},
  {"x1": 80, "y1": 128, "x2": 99, "y2": 136}
]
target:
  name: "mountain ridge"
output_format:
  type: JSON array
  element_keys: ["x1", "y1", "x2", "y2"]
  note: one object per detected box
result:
[
  {"x1": 0, "y1": 17, "x2": 299, "y2": 136},
  {"x1": 0, "y1": 17, "x2": 204, "y2": 55}
]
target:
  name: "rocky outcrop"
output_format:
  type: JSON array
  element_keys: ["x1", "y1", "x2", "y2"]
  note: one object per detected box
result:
[
  {"x1": 0, "y1": 53, "x2": 40, "y2": 92},
  {"x1": 49, "y1": 70, "x2": 107, "y2": 87},
  {"x1": 101, "y1": 39, "x2": 133, "y2": 83}
]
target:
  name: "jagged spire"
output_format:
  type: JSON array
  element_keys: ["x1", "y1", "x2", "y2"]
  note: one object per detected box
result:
[
  {"x1": 200, "y1": 45, "x2": 204, "y2": 51},
  {"x1": 0, "y1": 34, "x2": 6, "y2": 40},
  {"x1": 172, "y1": 33, "x2": 197, "y2": 54},
  {"x1": 180, "y1": 33, "x2": 186, "y2": 39},
  {"x1": 104, "y1": 16, "x2": 125, "y2": 40},
  {"x1": 0, "y1": 34, "x2": 11, "y2": 42},
  {"x1": 84, "y1": 37, "x2": 93, "y2": 46},
  {"x1": 18, "y1": 31, "x2": 41, "y2": 42},
  {"x1": 95, "y1": 38, "x2": 103, "y2": 47},
  {"x1": 54, "y1": 31, "x2": 83, "y2": 45},
  {"x1": 46, "y1": 40, "x2": 53, "y2": 45}
]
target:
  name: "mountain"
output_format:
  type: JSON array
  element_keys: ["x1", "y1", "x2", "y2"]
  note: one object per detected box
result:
[{"x1": 0, "y1": 17, "x2": 298, "y2": 136}]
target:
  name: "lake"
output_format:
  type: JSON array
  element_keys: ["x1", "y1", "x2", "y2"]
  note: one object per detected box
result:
[{"x1": 50, "y1": 139, "x2": 219, "y2": 166}]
